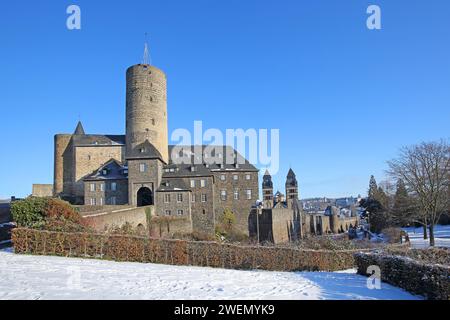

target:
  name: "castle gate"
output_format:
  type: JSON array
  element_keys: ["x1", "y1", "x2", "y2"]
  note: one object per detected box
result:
[{"x1": 137, "y1": 187, "x2": 153, "y2": 207}]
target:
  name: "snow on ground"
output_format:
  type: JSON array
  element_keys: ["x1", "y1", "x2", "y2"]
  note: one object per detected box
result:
[
  {"x1": 0, "y1": 249, "x2": 420, "y2": 300},
  {"x1": 403, "y1": 224, "x2": 450, "y2": 249}
]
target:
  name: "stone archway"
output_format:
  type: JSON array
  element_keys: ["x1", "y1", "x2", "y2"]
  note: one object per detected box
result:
[{"x1": 137, "y1": 187, "x2": 153, "y2": 207}]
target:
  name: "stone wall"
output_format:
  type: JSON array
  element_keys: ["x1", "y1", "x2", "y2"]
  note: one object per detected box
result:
[
  {"x1": 126, "y1": 64, "x2": 168, "y2": 163},
  {"x1": 181, "y1": 176, "x2": 215, "y2": 236},
  {"x1": 54, "y1": 134, "x2": 72, "y2": 196},
  {"x1": 148, "y1": 216, "x2": 193, "y2": 238},
  {"x1": 127, "y1": 159, "x2": 164, "y2": 206},
  {"x1": 212, "y1": 171, "x2": 258, "y2": 235},
  {"x1": 82, "y1": 206, "x2": 150, "y2": 232},
  {"x1": 248, "y1": 208, "x2": 301, "y2": 244},
  {"x1": 155, "y1": 190, "x2": 191, "y2": 218},
  {"x1": 32, "y1": 184, "x2": 53, "y2": 198},
  {"x1": 83, "y1": 179, "x2": 128, "y2": 206},
  {"x1": 355, "y1": 251, "x2": 449, "y2": 300},
  {"x1": 73, "y1": 145, "x2": 124, "y2": 200}
]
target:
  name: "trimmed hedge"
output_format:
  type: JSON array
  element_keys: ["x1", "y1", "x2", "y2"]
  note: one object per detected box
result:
[
  {"x1": 12, "y1": 228, "x2": 370, "y2": 272},
  {"x1": 355, "y1": 251, "x2": 450, "y2": 300}
]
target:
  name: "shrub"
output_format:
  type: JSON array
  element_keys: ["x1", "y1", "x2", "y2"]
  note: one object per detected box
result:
[
  {"x1": 11, "y1": 197, "x2": 48, "y2": 228},
  {"x1": 382, "y1": 227, "x2": 402, "y2": 244},
  {"x1": 11, "y1": 197, "x2": 86, "y2": 232},
  {"x1": 46, "y1": 198, "x2": 81, "y2": 224}
]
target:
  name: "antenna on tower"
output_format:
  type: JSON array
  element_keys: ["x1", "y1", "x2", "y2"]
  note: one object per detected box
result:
[{"x1": 142, "y1": 32, "x2": 152, "y2": 65}]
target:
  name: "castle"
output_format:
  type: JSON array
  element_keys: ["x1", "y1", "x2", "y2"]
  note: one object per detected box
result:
[
  {"x1": 36, "y1": 55, "x2": 359, "y2": 241},
  {"x1": 52, "y1": 62, "x2": 258, "y2": 236}
]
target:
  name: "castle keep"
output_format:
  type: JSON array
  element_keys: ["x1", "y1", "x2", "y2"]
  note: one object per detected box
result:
[{"x1": 53, "y1": 63, "x2": 258, "y2": 236}]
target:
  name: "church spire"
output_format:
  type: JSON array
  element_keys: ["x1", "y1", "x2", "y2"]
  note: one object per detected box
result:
[{"x1": 73, "y1": 121, "x2": 85, "y2": 135}]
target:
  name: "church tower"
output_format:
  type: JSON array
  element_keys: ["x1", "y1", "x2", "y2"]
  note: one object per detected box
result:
[
  {"x1": 285, "y1": 168, "x2": 299, "y2": 208},
  {"x1": 262, "y1": 170, "x2": 274, "y2": 208}
]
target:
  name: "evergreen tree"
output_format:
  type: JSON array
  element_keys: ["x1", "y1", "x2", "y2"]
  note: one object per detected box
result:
[
  {"x1": 391, "y1": 179, "x2": 415, "y2": 226},
  {"x1": 361, "y1": 175, "x2": 389, "y2": 233},
  {"x1": 368, "y1": 175, "x2": 378, "y2": 199}
]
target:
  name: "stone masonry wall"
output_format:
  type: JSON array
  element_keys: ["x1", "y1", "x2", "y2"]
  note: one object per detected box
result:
[
  {"x1": 83, "y1": 206, "x2": 150, "y2": 232},
  {"x1": 32, "y1": 184, "x2": 53, "y2": 198},
  {"x1": 212, "y1": 171, "x2": 258, "y2": 235}
]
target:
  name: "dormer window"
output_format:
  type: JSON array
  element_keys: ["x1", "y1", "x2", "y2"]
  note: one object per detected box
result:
[
  {"x1": 102, "y1": 169, "x2": 108, "y2": 175},
  {"x1": 235, "y1": 163, "x2": 240, "y2": 169},
  {"x1": 190, "y1": 166, "x2": 196, "y2": 172},
  {"x1": 123, "y1": 169, "x2": 128, "y2": 175},
  {"x1": 140, "y1": 148, "x2": 146, "y2": 153}
]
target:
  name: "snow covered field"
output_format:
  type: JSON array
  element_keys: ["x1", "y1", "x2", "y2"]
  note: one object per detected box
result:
[
  {"x1": 404, "y1": 225, "x2": 450, "y2": 249},
  {"x1": 0, "y1": 249, "x2": 420, "y2": 300}
]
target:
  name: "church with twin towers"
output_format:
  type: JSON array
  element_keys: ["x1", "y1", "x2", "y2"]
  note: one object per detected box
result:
[{"x1": 50, "y1": 46, "x2": 301, "y2": 236}]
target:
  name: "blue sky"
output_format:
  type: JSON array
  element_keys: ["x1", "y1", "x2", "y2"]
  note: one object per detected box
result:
[{"x1": 0, "y1": 0, "x2": 449, "y2": 199}]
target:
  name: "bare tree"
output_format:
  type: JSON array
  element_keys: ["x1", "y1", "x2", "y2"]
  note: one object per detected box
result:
[{"x1": 387, "y1": 140, "x2": 450, "y2": 246}]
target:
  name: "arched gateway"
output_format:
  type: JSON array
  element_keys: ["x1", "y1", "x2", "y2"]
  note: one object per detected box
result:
[{"x1": 137, "y1": 187, "x2": 153, "y2": 207}]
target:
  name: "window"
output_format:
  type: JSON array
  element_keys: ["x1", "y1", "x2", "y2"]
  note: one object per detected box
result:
[
  {"x1": 123, "y1": 169, "x2": 128, "y2": 175},
  {"x1": 140, "y1": 148, "x2": 146, "y2": 153},
  {"x1": 234, "y1": 190, "x2": 239, "y2": 200},
  {"x1": 201, "y1": 194, "x2": 207, "y2": 203},
  {"x1": 90, "y1": 198, "x2": 96, "y2": 206},
  {"x1": 110, "y1": 196, "x2": 117, "y2": 205},
  {"x1": 177, "y1": 193, "x2": 183, "y2": 202},
  {"x1": 139, "y1": 163, "x2": 147, "y2": 173},
  {"x1": 164, "y1": 194, "x2": 171, "y2": 203},
  {"x1": 165, "y1": 210, "x2": 171, "y2": 216},
  {"x1": 100, "y1": 183, "x2": 105, "y2": 192},
  {"x1": 200, "y1": 179, "x2": 206, "y2": 188},
  {"x1": 191, "y1": 194, "x2": 196, "y2": 203},
  {"x1": 111, "y1": 182, "x2": 117, "y2": 191},
  {"x1": 246, "y1": 174, "x2": 251, "y2": 180},
  {"x1": 220, "y1": 190, "x2": 227, "y2": 201},
  {"x1": 190, "y1": 180, "x2": 196, "y2": 188},
  {"x1": 102, "y1": 169, "x2": 108, "y2": 175},
  {"x1": 90, "y1": 183, "x2": 95, "y2": 192},
  {"x1": 177, "y1": 210, "x2": 183, "y2": 216},
  {"x1": 220, "y1": 175, "x2": 226, "y2": 181},
  {"x1": 99, "y1": 197, "x2": 104, "y2": 206},
  {"x1": 233, "y1": 175, "x2": 239, "y2": 181},
  {"x1": 246, "y1": 190, "x2": 252, "y2": 200}
]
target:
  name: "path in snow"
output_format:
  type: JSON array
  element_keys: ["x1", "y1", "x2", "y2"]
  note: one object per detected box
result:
[
  {"x1": 0, "y1": 250, "x2": 420, "y2": 300},
  {"x1": 403, "y1": 225, "x2": 450, "y2": 249}
]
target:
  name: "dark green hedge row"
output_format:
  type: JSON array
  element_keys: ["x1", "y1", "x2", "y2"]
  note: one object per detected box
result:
[
  {"x1": 12, "y1": 228, "x2": 369, "y2": 272},
  {"x1": 355, "y1": 251, "x2": 450, "y2": 300}
]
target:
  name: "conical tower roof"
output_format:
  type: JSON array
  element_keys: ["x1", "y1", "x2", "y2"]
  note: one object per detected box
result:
[
  {"x1": 286, "y1": 168, "x2": 298, "y2": 187},
  {"x1": 73, "y1": 121, "x2": 85, "y2": 135}
]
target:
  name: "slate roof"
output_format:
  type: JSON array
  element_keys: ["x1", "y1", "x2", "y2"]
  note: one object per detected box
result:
[
  {"x1": 83, "y1": 159, "x2": 128, "y2": 181},
  {"x1": 156, "y1": 178, "x2": 191, "y2": 192},
  {"x1": 286, "y1": 168, "x2": 298, "y2": 187},
  {"x1": 167, "y1": 145, "x2": 258, "y2": 172},
  {"x1": 73, "y1": 121, "x2": 86, "y2": 135},
  {"x1": 72, "y1": 134, "x2": 125, "y2": 147},
  {"x1": 262, "y1": 169, "x2": 273, "y2": 188},
  {"x1": 126, "y1": 140, "x2": 164, "y2": 161}
]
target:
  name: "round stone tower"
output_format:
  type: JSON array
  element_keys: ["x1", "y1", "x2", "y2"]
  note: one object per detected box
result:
[{"x1": 125, "y1": 64, "x2": 168, "y2": 163}]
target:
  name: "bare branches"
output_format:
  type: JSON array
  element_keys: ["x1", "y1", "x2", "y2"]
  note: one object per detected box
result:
[{"x1": 387, "y1": 139, "x2": 450, "y2": 246}]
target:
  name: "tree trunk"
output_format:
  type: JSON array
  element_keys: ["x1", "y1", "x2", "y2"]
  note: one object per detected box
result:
[
  {"x1": 423, "y1": 224, "x2": 428, "y2": 240},
  {"x1": 429, "y1": 225, "x2": 435, "y2": 247}
]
